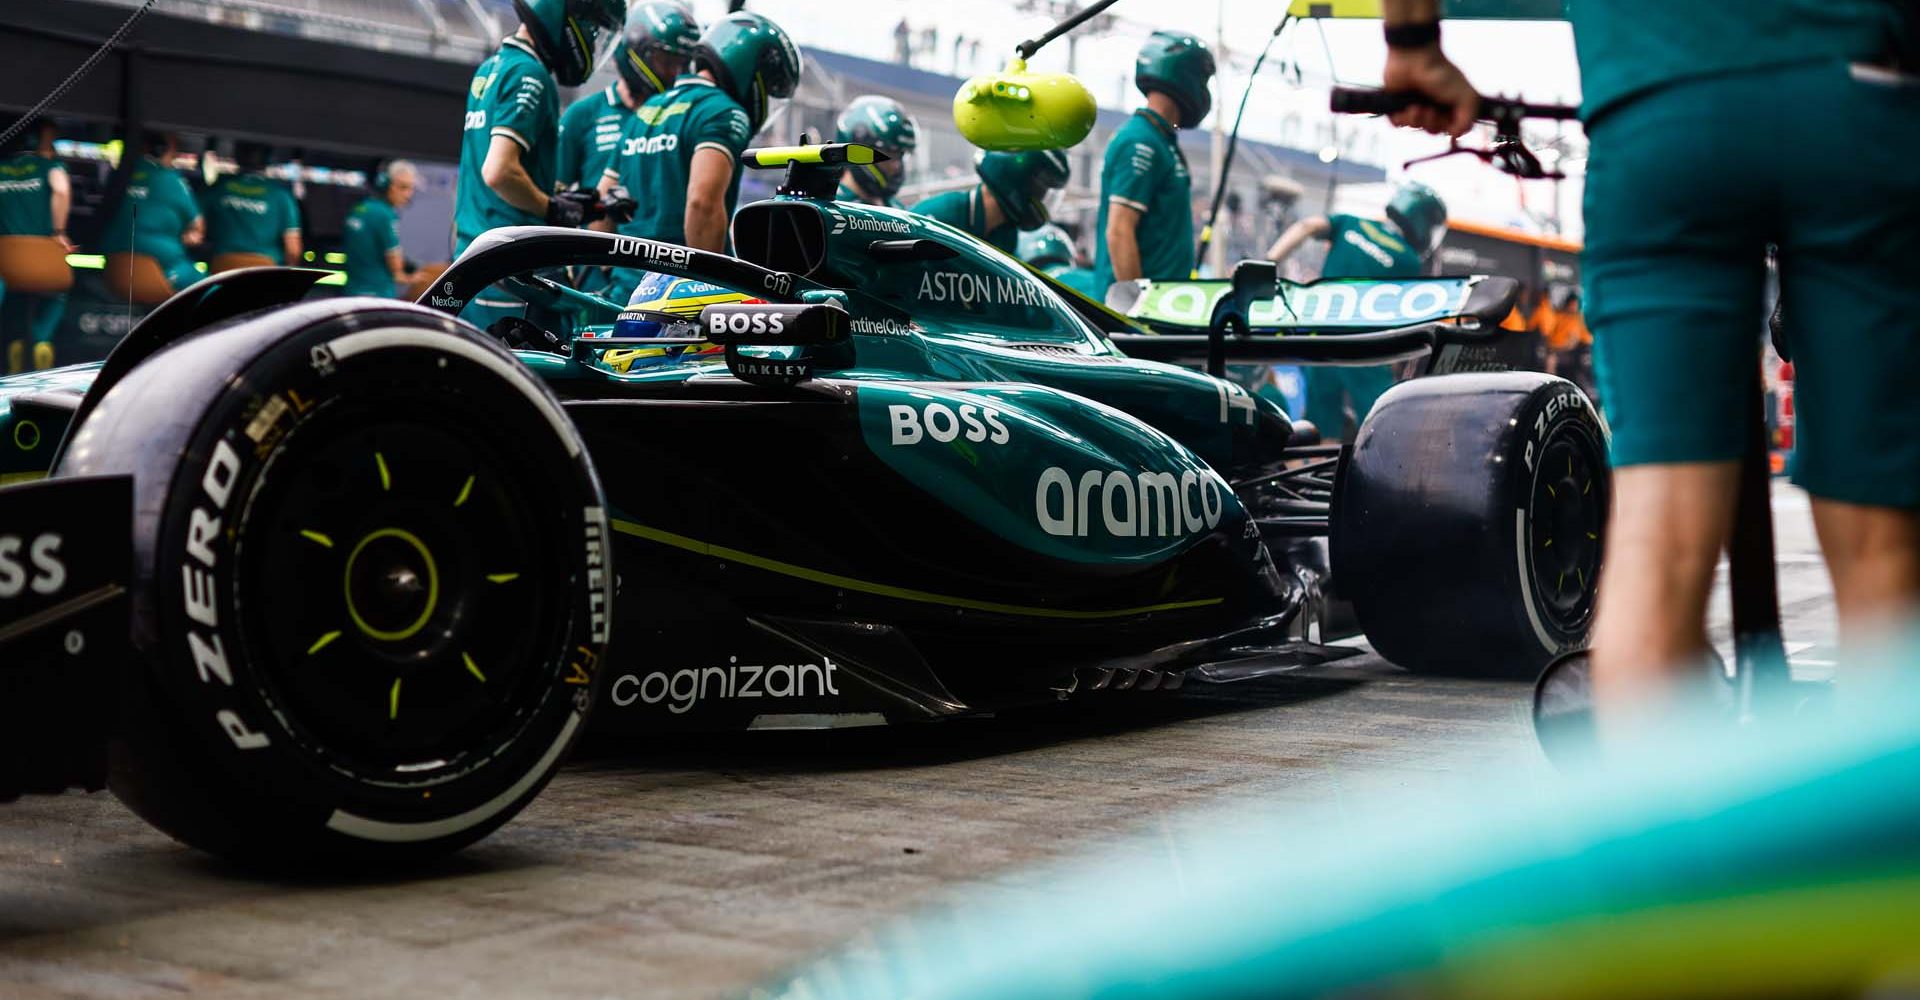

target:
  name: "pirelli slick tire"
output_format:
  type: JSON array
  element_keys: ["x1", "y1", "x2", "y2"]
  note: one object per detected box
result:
[
  {"x1": 58, "y1": 300, "x2": 611, "y2": 867},
  {"x1": 1332, "y1": 372, "x2": 1607, "y2": 679}
]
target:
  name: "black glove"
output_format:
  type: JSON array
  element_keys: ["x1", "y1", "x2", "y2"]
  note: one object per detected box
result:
[
  {"x1": 599, "y1": 186, "x2": 638, "y2": 226},
  {"x1": 488, "y1": 315, "x2": 570, "y2": 356},
  {"x1": 546, "y1": 188, "x2": 595, "y2": 228}
]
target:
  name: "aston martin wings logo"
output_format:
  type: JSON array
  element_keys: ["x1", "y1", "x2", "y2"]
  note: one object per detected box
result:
[{"x1": 824, "y1": 205, "x2": 848, "y2": 235}]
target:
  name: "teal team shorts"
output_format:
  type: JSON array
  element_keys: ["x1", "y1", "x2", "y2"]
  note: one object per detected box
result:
[{"x1": 1583, "y1": 59, "x2": 1920, "y2": 507}]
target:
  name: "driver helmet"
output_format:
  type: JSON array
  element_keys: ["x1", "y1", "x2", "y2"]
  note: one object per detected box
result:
[
  {"x1": 1135, "y1": 30, "x2": 1215, "y2": 126},
  {"x1": 514, "y1": 0, "x2": 627, "y2": 87},
  {"x1": 834, "y1": 95, "x2": 919, "y2": 201},
  {"x1": 1017, "y1": 223, "x2": 1077, "y2": 271},
  {"x1": 1385, "y1": 182, "x2": 1448, "y2": 256},
  {"x1": 598, "y1": 273, "x2": 751, "y2": 371},
  {"x1": 976, "y1": 148, "x2": 1071, "y2": 231},
  {"x1": 616, "y1": 2, "x2": 701, "y2": 103},
  {"x1": 692, "y1": 11, "x2": 803, "y2": 135}
]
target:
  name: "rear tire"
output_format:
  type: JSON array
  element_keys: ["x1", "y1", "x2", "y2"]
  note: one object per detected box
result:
[
  {"x1": 1332, "y1": 373, "x2": 1607, "y2": 678},
  {"x1": 60, "y1": 299, "x2": 610, "y2": 867}
]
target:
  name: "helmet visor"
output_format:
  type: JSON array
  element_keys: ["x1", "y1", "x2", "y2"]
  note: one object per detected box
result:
[
  {"x1": 579, "y1": 18, "x2": 621, "y2": 77},
  {"x1": 854, "y1": 150, "x2": 909, "y2": 198}
]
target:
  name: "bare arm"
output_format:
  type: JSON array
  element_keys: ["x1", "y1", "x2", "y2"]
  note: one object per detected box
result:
[
  {"x1": 283, "y1": 228, "x2": 303, "y2": 264},
  {"x1": 182, "y1": 214, "x2": 205, "y2": 248},
  {"x1": 48, "y1": 167, "x2": 71, "y2": 249},
  {"x1": 1104, "y1": 202, "x2": 1145, "y2": 284},
  {"x1": 1265, "y1": 216, "x2": 1331, "y2": 265},
  {"x1": 683, "y1": 146, "x2": 734, "y2": 253},
  {"x1": 481, "y1": 135, "x2": 551, "y2": 216},
  {"x1": 386, "y1": 247, "x2": 412, "y2": 288}
]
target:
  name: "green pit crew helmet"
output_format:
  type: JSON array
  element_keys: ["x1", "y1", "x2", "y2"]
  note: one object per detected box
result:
[
  {"x1": 1017, "y1": 223, "x2": 1076, "y2": 270},
  {"x1": 1135, "y1": 30, "x2": 1215, "y2": 126},
  {"x1": 977, "y1": 147, "x2": 1070, "y2": 231},
  {"x1": 835, "y1": 95, "x2": 919, "y2": 200},
  {"x1": 514, "y1": 0, "x2": 627, "y2": 87},
  {"x1": 1385, "y1": 182, "x2": 1448, "y2": 256},
  {"x1": 617, "y1": 1, "x2": 701, "y2": 100},
  {"x1": 693, "y1": 11, "x2": 803, "y2": 133}
]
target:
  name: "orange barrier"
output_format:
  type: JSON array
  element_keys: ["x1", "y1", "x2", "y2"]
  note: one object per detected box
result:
[
  {"x1": 104, "y1": 253, "x2": 177, "y2": 305},
  {"x1": 210, "y1": 252, "x2": 275, "y2": 274},
  {"x1": 0, "y1": 236, "x2": 74, "y2": 296}
]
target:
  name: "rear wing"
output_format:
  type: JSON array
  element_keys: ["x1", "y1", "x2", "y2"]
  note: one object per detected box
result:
[
  {"x1": 1121, "y1": 271, "x2": 1516, "y2": 336},
  {"x1": 1106, "y1": 262, "x2": 1521, "y2": 375}
]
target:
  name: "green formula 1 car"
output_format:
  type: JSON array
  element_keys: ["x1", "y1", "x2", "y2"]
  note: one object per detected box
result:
[{"x1": 0, "y1": 143, "x2": 1606, "y2": 865}]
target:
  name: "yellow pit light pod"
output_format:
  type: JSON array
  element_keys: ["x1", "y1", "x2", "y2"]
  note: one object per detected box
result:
[{"x1": 953, "y1": 58, "x2": 1097, "y2": 151}]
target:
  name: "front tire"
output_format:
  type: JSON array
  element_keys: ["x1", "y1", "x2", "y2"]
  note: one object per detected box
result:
[
  {"x1": 61, "y1": 299, "x2": 610, "y2": 867},
  {"x1": 1332, "y1": 373, "x2": 1608, "y2": 678}
]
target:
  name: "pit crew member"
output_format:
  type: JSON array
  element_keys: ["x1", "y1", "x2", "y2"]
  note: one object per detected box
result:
[
  {"x1": 1264, "y1": 183, "x2": 1443, "y2": 440},
  {"x1": 455, "y1": 0, "x2": 625, "y2": 326},
  {"x1": 202, "y1": 141, "x2": 302, "y2": 270},
  {"x1": 342, "y1": 160, "x2": 420, "y2": 298},
  {"x1": 1017, "y1": 223, "x2": 1099, "y2": 299},
  {"x1": 1377, "y1": 0, "x2": 1920, "y2": 730},
  {"x1": 0, "y1": 119, "x2": 72, "y2": 372},
  {"x1": 913, "y1": 148, "x2": 1070, "y2": 255},
  {"x1": 598, "y1": 9, "x2": 802, "y2": 303},
  {"x1": 835, "y1": 94, "x2": 919, "y2": 208},
  {"x1": 98, "y1": 132, "x2": 204, "y2": 298},
  {"x1": 557, "y1": 1, "x2": 699, "y2": 194},
  {"x1": 1093, "y1": 30, "x2": 1214, "y2": 303}
]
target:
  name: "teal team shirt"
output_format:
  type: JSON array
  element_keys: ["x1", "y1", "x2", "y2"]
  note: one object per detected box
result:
[
  {"x1": 913, "y1": 188, "x2": 1017, "y2": 254},
  {"x1": 0, "y1": 154, "x2": 59, "y2": 236},
  {"x1": 1092, "y1": 108, "x2": 1193, "y2": 295},
  {"x1": 99, "y1": 156, "x2": 201, "y2": 269},
  {"x1": 606, "y1": 75, "x2": 754, "y2": 247},
  {"x1": 1301, "y1": 214, "x2": 1423, "y2": 437},
  {"x1": 1319, "y1": 214, "x2": 1423, "y2": 281},
  {"x1": 1569, "y1": 0, "x2": 1898, "y2": 119},
  {"x1": 557, "y1": 84, "x2": 633, "y2": 190},
  {"x1": 341, "y1": 196, "x2": 403, "y2": 297},
  {"x1": 455, "y1": 36, "x2": 559, "y2": 254},
  {"x1": 202, "y1": 172, "x2": 300, "y2": 263}
]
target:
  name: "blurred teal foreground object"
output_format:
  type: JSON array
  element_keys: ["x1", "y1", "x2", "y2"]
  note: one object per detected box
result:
[
  {"x1": 953, "y1": 58, "x2": 1097, "y2": 151},
  {"x1": 754, "y1": 642, "x2": 1920, "y2": 1000}
]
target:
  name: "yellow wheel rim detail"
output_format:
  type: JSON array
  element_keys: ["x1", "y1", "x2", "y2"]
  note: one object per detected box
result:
[{"x1": 343, "y1": 527, "x2": 440, "y2": 643}]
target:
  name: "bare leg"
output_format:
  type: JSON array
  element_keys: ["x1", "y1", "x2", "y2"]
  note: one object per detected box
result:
[
  {"x1": 1590, "y1": 462, "x2": 1740, "y2": 734},
  {"x1": 1810, "y1": 498, "x2": 1920, "y2": 649}
]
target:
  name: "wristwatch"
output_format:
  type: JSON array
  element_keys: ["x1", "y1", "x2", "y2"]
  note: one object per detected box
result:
[{"x1": 1384, "y1": 21, "x2": 1441, "y2": 49}]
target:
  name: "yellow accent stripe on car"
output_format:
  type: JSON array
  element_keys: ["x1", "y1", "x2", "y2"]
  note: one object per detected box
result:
[
  {"x1": 0, "y1": 470, "x2": 47, "y2": 485},
  {"x1": 609, "y1": 518, "x2": 1224, "y2": 620}
]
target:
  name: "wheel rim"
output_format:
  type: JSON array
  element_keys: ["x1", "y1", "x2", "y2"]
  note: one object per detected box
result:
[
  {"x1": 233, "y1": 393, "x2": 578, "y2": 785},
  {"x1": 1528, "y1": 426, "x2": 1606, "y2": 633}
]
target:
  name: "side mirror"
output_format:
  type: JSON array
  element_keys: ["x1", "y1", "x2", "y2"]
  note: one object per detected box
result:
[
  {"x1": 953, "y1": 58, "x2": 1097, "y2": 151},
  {"x1": 699, "y1": 302, "x2": 848, "y2": 346}
]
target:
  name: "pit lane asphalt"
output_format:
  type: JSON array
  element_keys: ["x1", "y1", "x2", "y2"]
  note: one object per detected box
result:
[{"x1": 0, "y1": 484, "x2": 1836, "y2": 1000}]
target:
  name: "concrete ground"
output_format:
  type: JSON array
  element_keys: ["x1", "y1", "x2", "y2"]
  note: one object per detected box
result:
[{"x1": 0, "y1": 485, "x2": 1839, "y2": 1000}]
